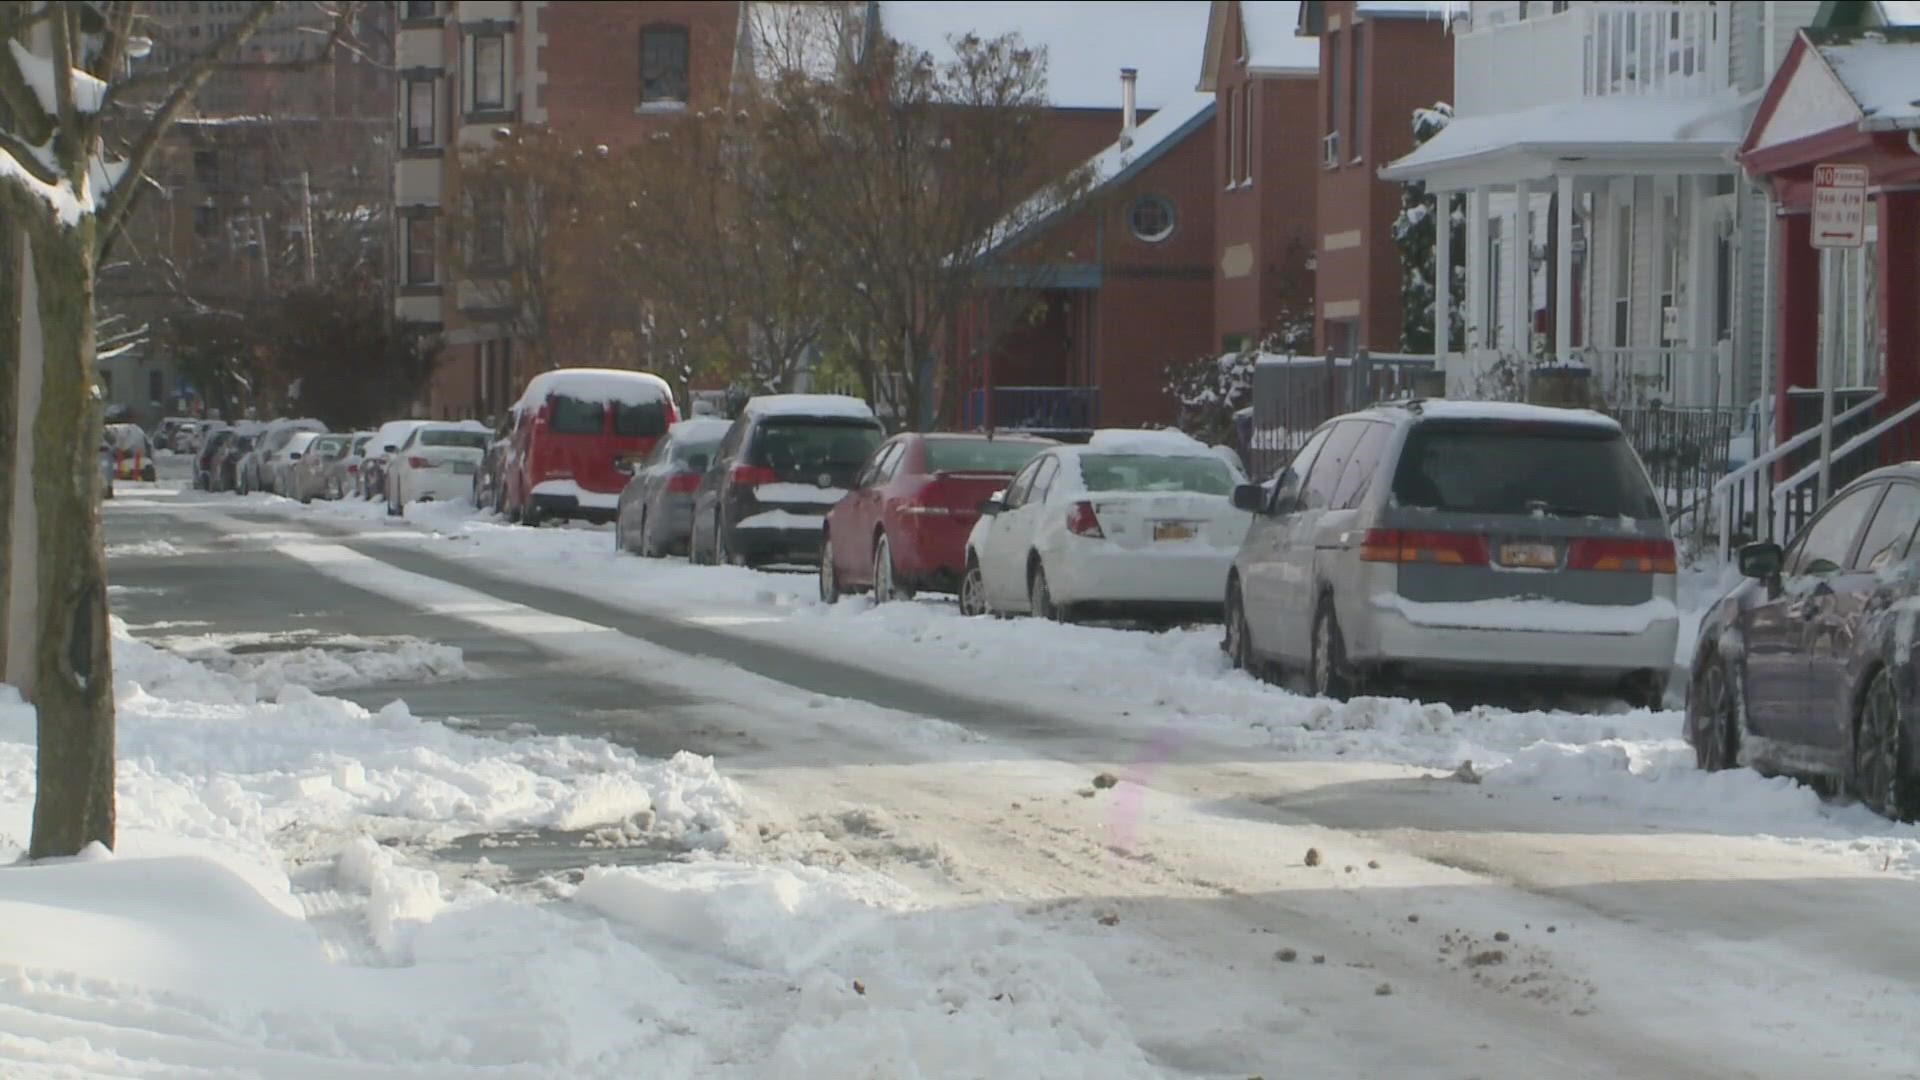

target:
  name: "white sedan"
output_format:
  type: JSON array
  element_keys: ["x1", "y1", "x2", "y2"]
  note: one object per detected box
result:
[
  {"x1": 961, "y1": 430, "x2": 1251, "y2": 622},
  {"x1": 269, "y1": 431, "x2": 320, "y2": 496},
  {"x1": 386, "y1": 421, "x2": 492, "y2": 516}
]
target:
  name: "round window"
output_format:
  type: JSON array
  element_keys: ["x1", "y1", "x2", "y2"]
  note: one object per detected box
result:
[{"x1": 1128, "y1": 195, "x2": 1176, "y2": 243}]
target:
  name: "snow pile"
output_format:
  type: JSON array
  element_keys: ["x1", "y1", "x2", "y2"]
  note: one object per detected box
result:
[
  {"x1": 156, "y1": 633, "x2": 469, "y2": 696},
  {"x1": 105, "y1": 539, "x2": 187, "y2": 557}
]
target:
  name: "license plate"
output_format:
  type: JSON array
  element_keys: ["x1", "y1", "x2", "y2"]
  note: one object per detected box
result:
[
  {"x1": 1497, "y1": 541, "x2": 1558, "y2": 569},
  {"x1": 452, "y1": 462, "x2": 476, "y2": 475},
  {"x1": 1153, "y1": 521, "x2": 1196, "y2": 542}
]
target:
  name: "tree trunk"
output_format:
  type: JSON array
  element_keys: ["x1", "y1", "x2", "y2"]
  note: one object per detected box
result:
[
  {"x1": 7, "y1": 213, "x2": 116, "y2": 859},
  {"x1": 0, "y1": 208, "x2": 17, "y2": 674}
]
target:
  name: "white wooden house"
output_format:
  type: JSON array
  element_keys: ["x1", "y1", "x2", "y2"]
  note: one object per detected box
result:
[{"x1": 1381, "y1": 0, "x2": 1823, "y2": 410}]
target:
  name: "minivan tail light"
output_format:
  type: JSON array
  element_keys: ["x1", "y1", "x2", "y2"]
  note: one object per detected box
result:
[
  {"x1": 1567, "y1": 537, "x2": 1677, "y2": 574},
  {"x1": 666, "y1": 473, "x2": 700, "y2": 494},
  {"x1": 1358, "y1": 528, "x2": 1489, "y2": 566},
  {"x1": 730, "y1": 464, "x2": 777, "y2": 487},
  {"x1": 1065, "y1": 501, "x2": 1104, "y2": 538}
]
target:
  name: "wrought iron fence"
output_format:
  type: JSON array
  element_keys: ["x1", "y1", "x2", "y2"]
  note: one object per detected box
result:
[
  {"x1": 962, "y1": 386, "x2": 1100, "y2": 436},
  {"x1": 1246, "y1": 351, "x2": 1438, "y2": 479}
]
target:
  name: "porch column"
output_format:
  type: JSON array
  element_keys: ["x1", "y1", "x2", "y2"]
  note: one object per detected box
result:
[
  {"x1": 1773, "y1": 209, "x2": 1818, "y2": 449},
  {"x1": 1469, "y1": 185, "x2": 1489, "y2": 352},
  {"x1": 1555, "y1": 174, "x2": 1575, "y2": 364},
  {"x1": 1686, "y1": 174, "x2": 1715, "y2": 407},
  {"x1": 1878, "y1": 190, "x2": 1920, "y2": 441},
  {"x1": 1513, "y1": 180, "x2": 1532, "y2": 356},
  {"x1": 1434, "y1": 186, "x2": 1452, "y2": 362}
]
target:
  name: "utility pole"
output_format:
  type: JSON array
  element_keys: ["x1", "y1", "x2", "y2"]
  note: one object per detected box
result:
[{"x1": 301, "y1": 170, "x2": 317, "y2": 283}]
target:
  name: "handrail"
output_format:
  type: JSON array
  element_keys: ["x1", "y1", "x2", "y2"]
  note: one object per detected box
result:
[
  {"x1": 1771, "y1": 396, "x2": 1920, "y2": 540},
  {"x1": 1714, "y1": 392, "x2": 1883, "y2": 557}
]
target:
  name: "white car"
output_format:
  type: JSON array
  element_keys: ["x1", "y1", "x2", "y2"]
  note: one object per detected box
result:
[
  {"x1": 961, "y1": 430, "x2": 1251, "y2": 622},
  {"x1": 365, "y1": 419, "x2": 429, "y2": 500},
  {"x1": 269, "y1": 431, "x2": 321, "y2": 496},
  {"x1": 386, "y1": 421, "x2": 492, "y2": 516}
]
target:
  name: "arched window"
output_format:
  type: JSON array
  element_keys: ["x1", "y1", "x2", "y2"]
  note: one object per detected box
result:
[{"x1": 640, "y1": 24, "x2": 690, "y2": 106}]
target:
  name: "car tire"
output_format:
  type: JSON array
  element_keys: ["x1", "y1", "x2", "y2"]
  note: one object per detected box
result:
[
  {"x1": 1854, "y1": 667, "x2": 1920, "y2": 821},
  {"x1": 872, "y1": 534, "x2": 913, "y2": 604},
  {"x1": 1687, "y1": 652, "x2": 1739, "y2": 772},
  {"x1": 1310, "y1": 599, "x2": 1355, "y2": 701},
  {"x1": 820, "y1": 536, "x2": 842, "y2": 602},
  {"x1": 1028, "y1": 561, "x2": 1070, "y2": 623},
  {"x1": 638, "y1": 511, "x2": 661, "y2": 559},
  {"x1": 1226, "y1": 584, "x2": 1264, "y2": 680},
  {"x1": 959, "y1": 556, "x2": 989, "y2": 617}
]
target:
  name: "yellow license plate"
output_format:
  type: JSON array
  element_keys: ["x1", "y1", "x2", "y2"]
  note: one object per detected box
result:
[
  {"x1": 1153, "y1": 521, "x2": 1195, "y2": 542},
  {"x1": 1498, "y1": 542, "x2": 1558, "y2": 569}
]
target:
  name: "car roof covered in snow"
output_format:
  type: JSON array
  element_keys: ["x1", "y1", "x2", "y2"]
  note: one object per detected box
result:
[
  {"x1": 741, "y1": 394, "x2": 877, "y2": 421},
  {"x1": 512, "y1": 368, "x2": 673, "y2": 413},
  {"x1": 415, "y1": 419, "x2": 491, "y2": 431},
  {"x1": 1356, "y1": 400, "x2": 1622, "y2": 431},
  {"x1": 667, "y1": 416, "x2": 733, "y2": 442},
  {"x1": 1078, "y1": 428, "x2": 1220, "y2": 457}
]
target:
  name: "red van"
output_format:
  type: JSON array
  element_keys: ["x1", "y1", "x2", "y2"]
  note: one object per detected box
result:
[{"x1": 502, "y1": 368, "x2": 679, "y2": 525}]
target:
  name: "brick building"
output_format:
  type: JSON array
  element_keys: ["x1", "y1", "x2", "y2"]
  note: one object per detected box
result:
[
  {"x1": 395, "y1": 1, "x2": 746, "y2": 421},
  {"x1": 1300, "y1": 0, "x2": 1452, "y2": 355}
]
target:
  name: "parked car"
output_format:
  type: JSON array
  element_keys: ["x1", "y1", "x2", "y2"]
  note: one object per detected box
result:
[
  {"x1": 151, "y1": 416, "x2": 191, "y2": 452},
  {"x1": 215, "y1": 432, "x2": 258, "y2": 491},
  {"x1": 267, "y1": 431, "x2": 320, "y2": 496},
  {"x1": 386, "y1": 421, "x2": 491, "y2": 515},
  {"x1": 289, "y1": 433, "x2": 351, "y2": 502},
  {"x1": 962, "y1": 429, "x2": 1248, "y2": 622},
  {"x1": 822, "y1": 432, "x2": 1056, "y2": 602},
  {"x1": 169, "y1": 421, "x2": 201, "y2": 453},
  {"x1": 614, "y1": 416, "x2": 731, "y2": 557},
  {"x1": 335, "y1": 432, "x2": 376, "y2": 499},
  {"x1": 502, "y1": 368, "x2": 680, "y2": 525},
  {"x1": 364, "y1": 419, "x2": 428, "y2": 500},
  {"x1": 689, "y1": 395, "x2": 884, "y2": 568},
  {"x1": 1224, "y1": 401, "x2": 1677, "y2": 705},
  {"x1": 1688, "y1": 464, "x2": 1920, "y2": 819},
  {"x1": 238, "y1": 418, "x2": 327, "y2": 494},
  {"x1": 473, "y1": 429, "x2": 512, "y2": 514},
  {"x1": 195, "y1": 428, "x2": 237, "y2": 490},
  {"x1": 105, "y1": 423, "x2": 157, "y2": 480}
]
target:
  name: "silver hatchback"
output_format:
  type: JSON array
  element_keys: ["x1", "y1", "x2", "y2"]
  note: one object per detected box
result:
[{"x1": 1224, "y1": 401, "x2": 1679, "y2": 706}]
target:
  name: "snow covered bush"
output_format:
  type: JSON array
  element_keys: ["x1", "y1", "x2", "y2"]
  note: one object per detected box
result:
[{"x1": 1393, "y1": 102, "x2": 1466, "y2": 355}]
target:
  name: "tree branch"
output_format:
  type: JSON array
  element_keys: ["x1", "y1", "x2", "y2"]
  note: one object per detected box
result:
[
  {"x1": 98, "y1": 1, "x2": 362, "y2": 113},
  {"x1": 0, "y1": 123, "x2": 60, "y2": 184},
  {"x1": 0, "y1": 22, "x2": 55, "y2": 144},
  {"x1": 88, "y1": 2, "x2": 138, "y2": 86},
  {"x1": 47, "y1": 3, "x2": 77, "y2": 173}
]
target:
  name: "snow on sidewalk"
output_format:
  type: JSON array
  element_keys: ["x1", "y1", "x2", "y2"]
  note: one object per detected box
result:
[{"x1": 0, "y1": 624, "x2": 1165, "y2": 1077}]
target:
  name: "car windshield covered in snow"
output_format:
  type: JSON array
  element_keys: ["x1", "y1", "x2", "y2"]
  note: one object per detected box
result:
[
  {"x1": 418, "y1": 429, "x2": 490, "y2": 450},
  {"x1": 1077, "y1": 453, "x2": 1237, "y2": 495},
  {"x1": 755, "y1": 419, "x2": 883, "y2": 481},
  {"x1": 1391, "y1": 423, "x2": 1660, "y2": 519},
  {"x1": 925, "y1": 437, "x2": 1050, "y2": 474}
]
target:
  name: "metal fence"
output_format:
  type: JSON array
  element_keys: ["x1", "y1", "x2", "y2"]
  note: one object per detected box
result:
[
  {"x1": 961, "y1": 386, "x2": 1100, "y2": 436},
  {"x1": 1610, "y1": 403, "x2": 1743, "y2": 531},
  {"x1": 1245, "y1": 351, "x2": 1438, "y2": 478}
]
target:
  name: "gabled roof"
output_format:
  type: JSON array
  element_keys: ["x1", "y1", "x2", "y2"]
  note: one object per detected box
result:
[
  {"x1": 982, "y1": 91, "x2": 1216, "y2": 257},
  {"x1": 1199, "y1": 2, "x2": 1317, "y2": 91},
  {"x1": 876, "y1": 1, "x2": 1210, "y2": 110},
  {"x1": 1812, "y1": 0, "x2": 1920, "y2": 28},
  {"x1": 1742, "y1": 26, "x2": 1920, "y2": 166}
]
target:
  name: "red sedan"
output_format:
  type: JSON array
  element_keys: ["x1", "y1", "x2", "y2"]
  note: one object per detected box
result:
[{"x1": 821, "y1": 432, "x2": 1056, "y2": 602}]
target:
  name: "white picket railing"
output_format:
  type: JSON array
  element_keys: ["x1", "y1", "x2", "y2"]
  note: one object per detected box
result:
[{"x1": 1454, "y1": 3, "x2": 1727, "y2": 116}]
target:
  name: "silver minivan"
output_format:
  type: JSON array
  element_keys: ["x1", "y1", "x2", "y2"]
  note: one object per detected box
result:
[{"x1": 1224, "y1": 400, "x2": 1679, "y2": 706}]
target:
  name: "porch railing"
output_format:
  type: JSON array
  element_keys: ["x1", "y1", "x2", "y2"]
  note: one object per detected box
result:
[
  {"x1": 1711, "y1": 392, "x2": 1885, "y2": 561},
  {"x1": 1612, "y1": 403, "x2": 1743, "y2": 530},
  {"x1": 1588, "y1": 343, "x2": 1732, "y2": 410},
  {"x1": 1454, "y1": 2, "x2": 1726, "y2": 116},
  {"x1": 962, "y1": 386, "x2": 1099, "y2": 435}
]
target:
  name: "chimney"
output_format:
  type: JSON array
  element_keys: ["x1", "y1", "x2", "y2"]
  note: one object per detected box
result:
[{"x1": 1120, "y1": 67, "x2": 1138, "y2": 134}]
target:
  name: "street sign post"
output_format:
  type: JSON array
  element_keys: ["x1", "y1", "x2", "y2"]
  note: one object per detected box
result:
[{"x1": 1811, "y1": 163, "x2": 1867, "y2": 502}]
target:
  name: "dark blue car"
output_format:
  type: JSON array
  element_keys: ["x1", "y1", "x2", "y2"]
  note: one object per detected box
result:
[{"x1": 1688, "y1": 464, "x2": 1920, "y2": 819}]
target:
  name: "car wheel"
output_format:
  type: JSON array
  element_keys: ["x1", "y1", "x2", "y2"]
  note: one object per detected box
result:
[
  {"x1": 820, "y1": 536, "x2": 842, "y2": 602},
  {"x1": 715, "y1": 513, "x2": 738, "y2": 566},
  {"x1": 614, "y1": 517, "x2": 628, "y2": 554},
  {"x1": 638, "y1": 510, "x2": 660, "y2": 559},
  {"x1": 1310, "y1": 599, "x2": 1354, "y2": 701},
  {"x1": 1854, "y1": 668, "x2": 1919, "y2": 821},
  {"x1": 1028, "y1": 561, "x2": 1070, "y2": 623},
  {"x1": 1687, "y1": 652, "x2": 1739, "y2": 772},
  {"x1": 1226, "y1": 584, "x2": 1263, "y2": 679},
  {"x1": 872, "y1": 534, "x2": 912, "y2": 603},
  {"x1": 959, "y1": 556, "x2": 989, "y2": 617}
]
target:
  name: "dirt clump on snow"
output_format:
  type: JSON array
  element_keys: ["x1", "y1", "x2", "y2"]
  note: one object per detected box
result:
[
  {"x1": 1304, "y1": 847, "x2": 1322, "y2": 867},
  {"x1": 1091, "y1": 772, "x2": 1119, "y2": 789}
]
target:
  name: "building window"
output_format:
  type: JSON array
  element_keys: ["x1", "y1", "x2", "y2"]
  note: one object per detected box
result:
[
  {"x1": 193, "y1": 205, "x2": 218, "y2": 239},
  {"x1": 148, "y1": 369, "x2": 164, "y2": 404},
  {"x1": 406, "y1": 216, "x2": 437, "y2": 285},
  {"x1": 1612, "y1": 202, "x2": 1632, "y2": 346},
  {"x1": 1487, "y1": 216, "x2": 1505, "y2": 350},
  {"x1": 1128, "y1": 195, "x2": 1176, "y2": 244},
  {"x1": 1226, "y1": 88, "x2": 1239, "y2": 188},
  {"x1": 472, "y1": 33, "x2": 506, "y2": 111},
  {"x1": 1241, "y1": 82, "x2": 1254, "y2": 184},
  {"x1": 471, "y1": 195, "x2": 506, "y2": 268},
  {"x1": 403, "y1": 0, "x2": 435, "y2": 18},
  {"x1": 192, "y1": 149, "x2": 218, "y2": 185},
  {"x1": 1349, "y1": 25, "x2": 1365, "y2": 162},
  {"x1": 1325, "y1": 30, "x2": 1340, "y2": 139},
  {"x1": 640, "y1": 24, "x2": 690, "y2": 106},
  {"x1": 406, "y1": 78, "x2": 435, "y2": 147}
]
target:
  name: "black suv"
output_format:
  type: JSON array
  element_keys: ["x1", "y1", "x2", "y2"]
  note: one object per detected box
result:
[{"x1": 689, "y1": 395, "x2": 884, "y2": 568}]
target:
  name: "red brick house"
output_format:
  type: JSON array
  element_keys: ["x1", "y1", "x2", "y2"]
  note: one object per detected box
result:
[
  {"x1": 1298, "y1": 0, "x2": 1453, "y2": 355},
  {"x1": 1199, "y1": 1, "x2": 1321, "y2": 354}
]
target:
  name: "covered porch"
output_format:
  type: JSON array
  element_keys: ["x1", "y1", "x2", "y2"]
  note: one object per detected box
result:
[{"x1": 956, "y1": 276, "x2": 1103, "y2": 437}]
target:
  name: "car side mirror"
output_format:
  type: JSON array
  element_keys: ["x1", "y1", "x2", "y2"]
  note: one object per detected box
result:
[
  {"x1": 1739, "y1": 541, "x2": 1784, "y2": 581},
  {"x1": 1231, "y1": 483, "x2": 1266, "y2": 513},
  {"x1": 613, "y1": 458, "x2": 635, "y2": 475},
  {"x1": 979, "y1": 497, "x2": 1005, "y2": 516},
  {"x1": 289, "y1": 452, "x2": 302, "y2": 461},
  {"x1": 384, "y1": 444, "x2": 398, "y2": 453}
]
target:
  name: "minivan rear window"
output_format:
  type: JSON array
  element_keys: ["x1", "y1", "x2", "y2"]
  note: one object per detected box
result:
[
  {"x1": 548, "y1": 395, "x2": 604, "y2": 435},
  {"x1": 614, "y1": 399, "x2": 670, "y2": 438},
  {"x1": 1391, "y1": 424, "x2": 1661, "y2": 519},
  {"x1": 924, "y1": 437, "x2": 1050, "y2": 475}
]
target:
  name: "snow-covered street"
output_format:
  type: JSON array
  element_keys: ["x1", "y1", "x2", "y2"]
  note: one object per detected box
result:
[{"x1": 6, "y1": 476, "x2": 1920, "y2": 1077}]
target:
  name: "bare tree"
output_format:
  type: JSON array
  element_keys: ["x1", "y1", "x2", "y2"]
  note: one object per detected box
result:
[{"x1": 0, "y1": 0, "x2": 362, "y2": 858}]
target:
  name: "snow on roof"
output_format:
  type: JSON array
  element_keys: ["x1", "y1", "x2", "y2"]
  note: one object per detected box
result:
[
  {"x1": 418, "y1": 419, "x2": 493, "y2": 432},
  {"x1": 512, "y1": 368, "x2": 674, "y2": 413},
  {"x1": 1816, "y1": 32, "x2": 1920, "y2": 130},
  {"x1": 741, "y1": 394, "x2": 877, "y2": 420},
  {"x1": 1380, "y1": 93, "x2": 1745, "y2": 180},
  {"x1": 876, "y1": 1, "x2": 1210, "y2": 110},
  {"x1": 1355, "y1": 1, "x2": 1458, "y2": 16},
  {"x1": 1081, "y1": 428, "x2": 1219, "y2": 456},
  {"x1": 669, "y1": 416, "x2": 734, "y2": 441},
  {"x1": 984, "y1": 89, "x2": 1215, "y2": 252},
  {"x1": 1394, "y1": 400, "x2": 1621, "y2": 430},
  {"x1": 1241, "y1": 2, "x2": 1318, "y2": 72}
]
